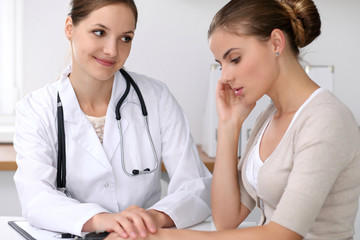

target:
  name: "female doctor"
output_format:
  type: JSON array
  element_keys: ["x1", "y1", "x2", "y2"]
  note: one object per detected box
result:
[{"x1": 13, "y1": 0, "x2": 211, "y2": 238}]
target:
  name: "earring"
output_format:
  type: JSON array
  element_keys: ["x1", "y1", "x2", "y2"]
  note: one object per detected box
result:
[{"x1": 276, "y1": 52, "x2": 279, "y2": 56}]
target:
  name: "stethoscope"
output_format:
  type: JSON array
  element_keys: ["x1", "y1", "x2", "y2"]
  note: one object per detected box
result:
[{"x1": 56, "y1": 68, "x2": 159, "y2": 196}]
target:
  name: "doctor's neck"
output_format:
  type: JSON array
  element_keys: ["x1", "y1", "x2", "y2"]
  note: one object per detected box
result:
[{"x1": 68, "y1": 71, "x2": 113, "y2": 117}]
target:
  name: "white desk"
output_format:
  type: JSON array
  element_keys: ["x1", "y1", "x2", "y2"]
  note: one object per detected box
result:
[
  {"x1": 1, "y1": 216, "x2": 26, "y2": 240},
  {"x1": 1, "y1": 216, "x2": 256, "y2": 239}
]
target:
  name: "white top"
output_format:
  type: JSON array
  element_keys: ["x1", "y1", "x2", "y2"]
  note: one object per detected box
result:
[
  {"x1": 246, "y1": 88, "x2": 324, "y2": 191},
  {"x1": 245, "y1": 115, "x2": 272, "y2": 191}
]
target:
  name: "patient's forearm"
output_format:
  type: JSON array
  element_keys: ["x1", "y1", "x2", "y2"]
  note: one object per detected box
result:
[
  {"x1": 153, "y1": 222, "x2": 302, "y2": 240},
  {"x1": 211, "y1": 123, "x2": 244, "y2": 229}
]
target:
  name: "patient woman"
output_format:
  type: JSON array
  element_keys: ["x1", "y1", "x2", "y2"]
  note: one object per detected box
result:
[{"x1": 106, "y1": 0, "x2": 360, "y2": 239}]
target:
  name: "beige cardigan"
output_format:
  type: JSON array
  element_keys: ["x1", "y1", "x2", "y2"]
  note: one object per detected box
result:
[{"x1": 238, "y1": 90, "x2": 360, "y2": 240}]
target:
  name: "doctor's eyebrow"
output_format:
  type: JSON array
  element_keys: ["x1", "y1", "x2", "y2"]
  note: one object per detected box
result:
[
  {"x1": 93, "y1": 23, "x2": 109, "y2": 30},
  {"x1": 92, "y1": 23, "x2": 134, "y2": 35}
]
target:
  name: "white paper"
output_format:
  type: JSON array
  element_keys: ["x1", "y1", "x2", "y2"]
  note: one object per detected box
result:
[{"x1": 11, "y1": 221, "x2": 86, "y2": 239}]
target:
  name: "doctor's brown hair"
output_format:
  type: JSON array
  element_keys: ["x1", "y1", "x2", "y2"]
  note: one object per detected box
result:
[
  {"x1": 69, "y1": 0, "x2": 138, "y2": 27},
  {"x1": 208, "y1": 0, "x2": 321, "y2": 57}
]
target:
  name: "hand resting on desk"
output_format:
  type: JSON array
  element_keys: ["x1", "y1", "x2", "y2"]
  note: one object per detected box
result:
[{"x1": 82, "y1": 205, "x2": 174, "y2": 240}]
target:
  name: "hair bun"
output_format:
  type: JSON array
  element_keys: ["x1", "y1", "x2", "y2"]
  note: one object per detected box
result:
[{"x1": 279, "y1": 0, "x2": 321, "y2": 48}]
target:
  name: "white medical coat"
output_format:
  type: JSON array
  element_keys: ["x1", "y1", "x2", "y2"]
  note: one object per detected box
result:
[{"x1": 14, "y1": 65, "x2": 212, "y2": 236}]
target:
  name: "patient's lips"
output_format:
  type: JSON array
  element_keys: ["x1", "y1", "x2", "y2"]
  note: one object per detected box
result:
[
  {"x1": 226, "y1": 82, "x2": 243, "y2": 96},
  {"x1": 234, "y1": 87, "x2": 243, "y2": 96}
]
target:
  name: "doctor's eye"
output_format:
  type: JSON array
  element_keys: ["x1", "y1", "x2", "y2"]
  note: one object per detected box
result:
[
  {"x1": 120, "y1": 36, "x2": 133, "y2": 43},
  {"x1": 231, "y1": 57, "x2": 241, "y2": 64},
  {"x1": 93, "y1": 30, "x2": 105, "y2": 37}
]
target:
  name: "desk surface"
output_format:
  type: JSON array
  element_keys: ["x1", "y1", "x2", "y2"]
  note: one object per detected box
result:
[
  {"x1": 1, "y1": 216, "x2": 256, "y2": 239},
  {"x1": 1, "y1": 216, "x2": 215, "y2": 239},
  {"x1": 0, "y1": 144, "x2": 214, "y2": 172},
  {"x1": 0, "y1": 144, "x2": 17, "y2": 171},
  {"x1": 0, "y1": 216, "x2": 24, "y2": 240}
]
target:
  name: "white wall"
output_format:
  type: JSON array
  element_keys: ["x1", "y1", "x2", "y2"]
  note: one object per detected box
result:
[
  {"x1": 20, "y1": 0, "x2": 70, "y2": 98},
  {"x1": 18, "y1": 0, "x2": 360, "y2": 144}
]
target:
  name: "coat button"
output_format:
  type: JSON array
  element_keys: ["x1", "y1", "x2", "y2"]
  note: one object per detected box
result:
[{"x1": 104, "y1": 183, "x2": 110, "y2": 188}]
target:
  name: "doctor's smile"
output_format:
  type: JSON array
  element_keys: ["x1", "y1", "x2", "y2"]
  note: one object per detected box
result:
[{"x1": 94, "y1": 57, "x2": 116, "y2": 67}]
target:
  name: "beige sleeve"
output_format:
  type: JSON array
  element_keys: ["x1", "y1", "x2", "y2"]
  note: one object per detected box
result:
[{"x1": 271, "y1": 104, "x2": 360, "y2": 236}]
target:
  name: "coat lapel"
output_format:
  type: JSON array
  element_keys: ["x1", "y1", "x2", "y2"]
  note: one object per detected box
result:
[
  {"x1": 69, "y1": 119, "x2": 112, "y2": 170},
  {"x1": 102, "y1": 111, "x2": 128, "y2": 162},
  {"x1": 58, "y1": 69, "x2": 111, "y2": 170}
]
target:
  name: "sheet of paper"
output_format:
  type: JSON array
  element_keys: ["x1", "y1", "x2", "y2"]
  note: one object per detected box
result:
[{"x1": 11, "y1": 221, "x2": 86, "y2": 239}]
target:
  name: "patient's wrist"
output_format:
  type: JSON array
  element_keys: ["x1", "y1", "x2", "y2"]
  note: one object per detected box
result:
[
  {"x1": 82, "y1": 212, "x2": 108, "y2": 232},
  {"x1": 148, "y1": 209, "x2": 174, "y2": 228}
]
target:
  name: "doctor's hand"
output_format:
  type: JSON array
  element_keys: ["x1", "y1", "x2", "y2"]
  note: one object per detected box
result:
[
  {"x1": 216, "y1": 81, "x2": 255, "y2": 127},
  {"x1": 83, "y1": 205, "x2": 174, "y2": 239}
]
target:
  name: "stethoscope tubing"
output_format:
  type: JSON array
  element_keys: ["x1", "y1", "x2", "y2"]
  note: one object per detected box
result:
[
  {"x1": 116, "y1": 68, "x2": 147, "y2": 119},
  {"x1": 56, "y1": 94, "x2": 66, "y2": 189},
  {"x1": 117, "y1": 68, "x2": 158, "y2": 176},
  {"x1": 118, "y1": 116, "x2": 159, "y2": 177},
  {"x1": 57, "y1": 94, "x2": 72, "y2": 197}
]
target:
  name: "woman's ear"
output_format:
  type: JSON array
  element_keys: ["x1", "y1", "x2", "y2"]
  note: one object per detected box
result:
[
  {"x1": 64, "y1": 16, "x2": 73, "y2": 41},
  {"x1": 270, "y1": 29, "x2": 285, "y2": 56}
]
